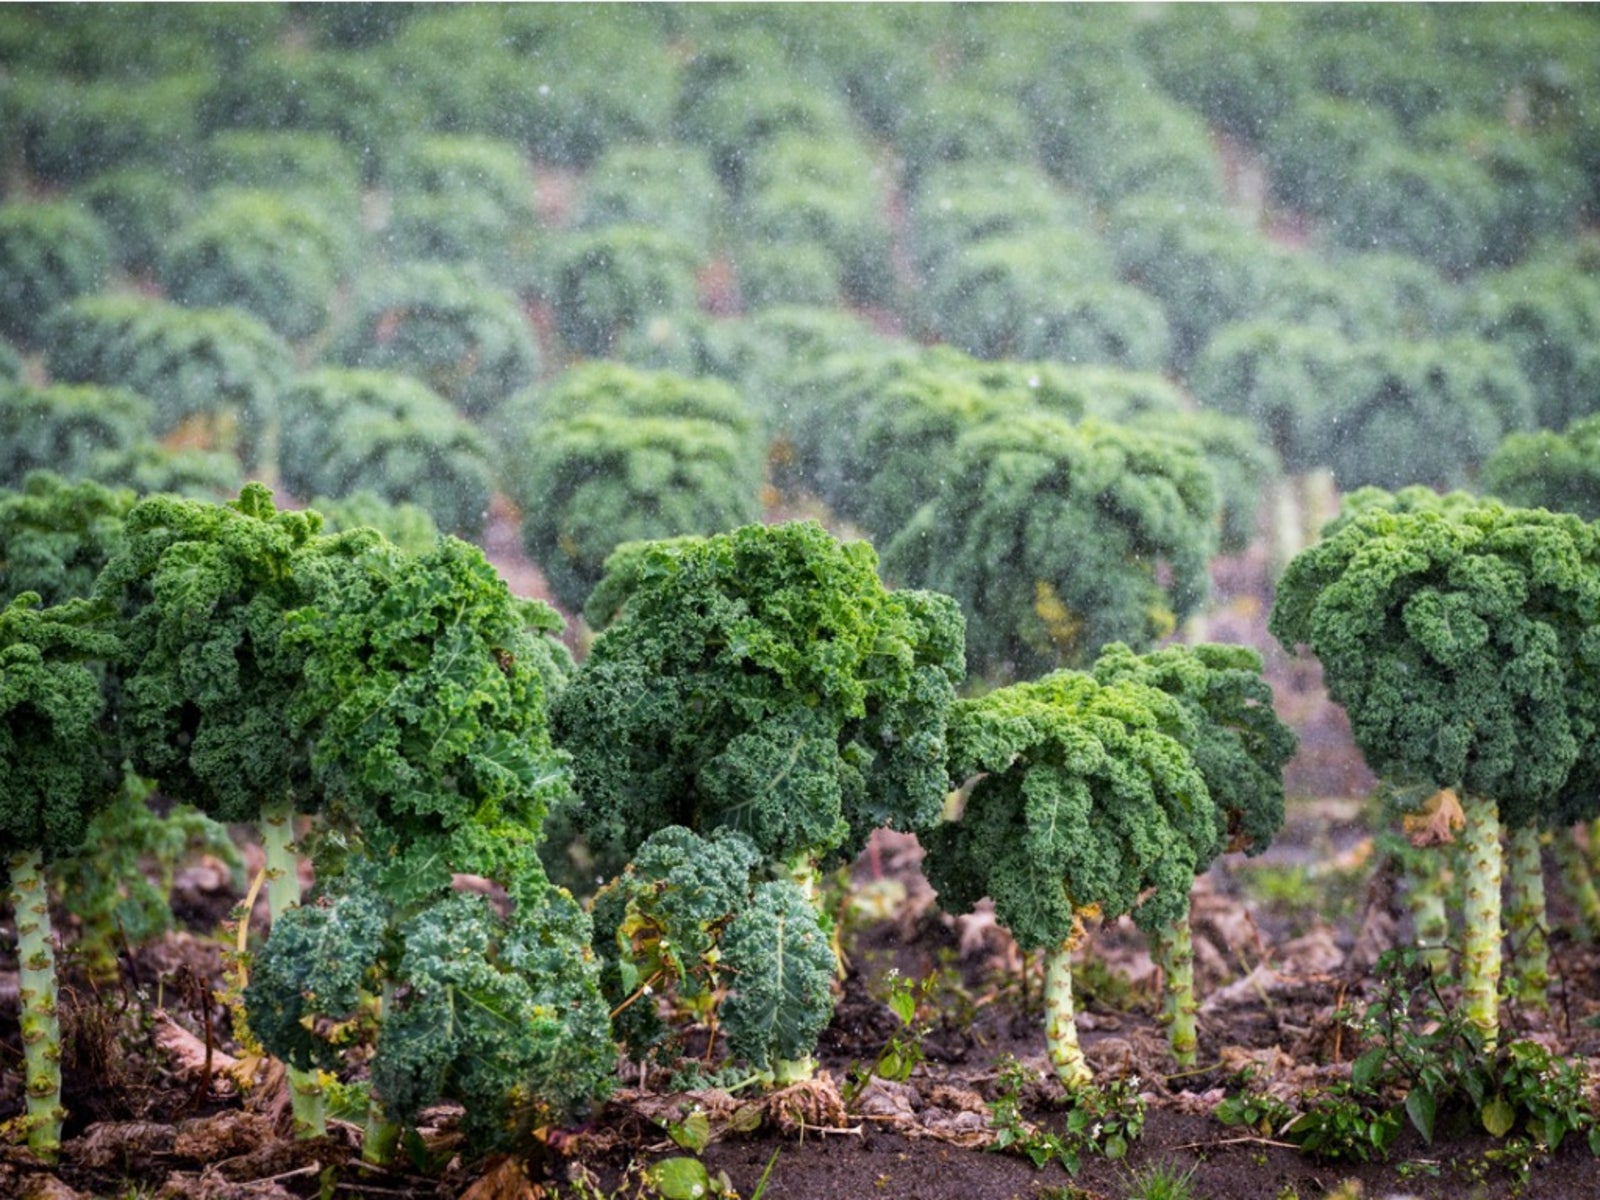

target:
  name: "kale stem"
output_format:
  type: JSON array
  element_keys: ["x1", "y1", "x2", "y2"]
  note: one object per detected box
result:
[
  {"x1": 1504, "y1": 823, "x2": 1549, "y2": 1010},
  {"x1": 260, "y1": 798, "x2": 326, "y2": 1139},
  {"x1": 1155, "y1": 911, "x2": 1198, "y2": 1069},
  {"x1": 363, "y1": 980, "x2": 403, "y2": 1166},
  {"x1": 10, "y1": 847, "x2": 63, "y2": 1161},
  {"x1": 1044, "y1": 921, "x2": 1091, "y2": 1091},
  {"x1": 1459, "y1": 792, "x2": 1503, "y2": 1052},
  {"x1": 1553, "y1": 827, "x2": 1600, "y2": 939}
]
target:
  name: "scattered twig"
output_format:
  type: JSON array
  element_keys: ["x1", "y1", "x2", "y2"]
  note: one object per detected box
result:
[
  {"x1": 254, "y1": 1162, "x2": 322, "y2": 1185},
  {"x1": 1175, "y1": 1135, "x2": 1297, "y2": 1151}
]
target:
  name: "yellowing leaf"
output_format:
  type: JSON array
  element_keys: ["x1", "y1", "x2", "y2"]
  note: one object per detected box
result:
[
  {"x1": 1482, "y1": 1094, "x2": 1516, "y2": 1138},
  {"x1": 1403, "y1": 788, "x2": 1465, "y2": 848}
]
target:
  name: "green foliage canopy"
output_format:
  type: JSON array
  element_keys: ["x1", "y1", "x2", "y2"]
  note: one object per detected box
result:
[
  {"x1": 278, "y1": 368, "x2": 495, "y2": 539},
  {"x1": 0, "y1": 473, "x2": 134, "y2": 607},
  {"x1": 553, "y1": 522, "x2": 965, "y2": 868},
  {"x1": 1092, "y1": 642, "x2": 1296, "y2": 859},
  {"x1": 884, "y1": 414, "x2": 1217, "y2": 679},
  {"x1": 43, "y1": 294, "x2": 292, "y2": 466},
  {"x1": 0, "y1": 202, "x2": 112, "y2": 348},
  {"x1": 0, "y1": 382, "x2": 150, "y2": 489},
  {"x1": 590, "y1": 826, "x2": 835, "y2": 1073},
  {"x1": 1269, "y1": 498, "x2": 1600, "y2": 824},
  {"x1": 1482, "y1": 415, "x2": 1600, "y2": 522},
  {"x1": 922, "y1": 670, "x2": 1215, "y2": 948},
  {"x1": 331, "y1": 262, "x2": 539, "y2": 419},
  {"x1": 159, "y1": 189, "x2": 350, "y2": 342},
  {"x1": 0, "y1": 595, "x2": 120, "y2": 872},
  {"x1": 94, "y1": 486, "x2": 344, "y2": 823},
  {"x1": 247, "y1": 833, "x2": 613, "y2": 1155}
]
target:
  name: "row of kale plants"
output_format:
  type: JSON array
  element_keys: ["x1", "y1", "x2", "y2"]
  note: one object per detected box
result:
[
  {"x1": 3, "y1": 466, "x2": 1287, "y2": 1161},
  {"x1": 10, "y1": 464, "x2": 1600, "y2": 1172}
]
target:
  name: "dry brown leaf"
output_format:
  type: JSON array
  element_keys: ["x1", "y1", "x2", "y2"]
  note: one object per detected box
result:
[
  {"x1": 768, "y1": 1074, "x2": 851, "y2": 1135},
  {"x1": 851, "y1": 1078, "x2": 920, "y2": 1121},
  {"x1": 157, "y1": 1172, "x2": 299, "y2": 1200},
  {"x1": 19, "y1": 1174, "x2": 87, "y2": 1200},
  {"x1": 459, "y1": 1155, "x2": 546, "y2": 1200},
  {"x1": 152, "y1": 1010, "x2": 241, "y2": 1093},
  {"x1": 914, "y1": 1106, "x2": 991, "y2": 1147},
  {"x1": 1402, "y1": 788, "x2": 1464, "y2": 848}
]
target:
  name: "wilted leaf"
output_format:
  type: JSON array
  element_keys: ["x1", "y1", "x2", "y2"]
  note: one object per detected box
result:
[
  {"x1": 458, "y1": 1156, "x2": 545, "y2": 1200},
  {"x1": 1402, "y1": 788, "x2": 1465, "y2": 847},
  {"x1": 668, "y1": 1111, "x2": 712, "y2": 1153}
]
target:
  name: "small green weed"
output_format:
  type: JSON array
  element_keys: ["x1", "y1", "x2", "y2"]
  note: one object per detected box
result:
[
  {"x1": 987, "y1": 1054, "x2": 1145, "y2": 1175},
  {"x1": 1281, "y1": 1085, "x2": 1401, "y2": 1163},
  {"x1": 1213, "y1": 1078, "x2": 1295, "y2": 1137},
  {"x1": 1118, "y1": 1159, "x2": 1199, "y2": 1200},
  {"x1": 844, "y1": 968, "x2": 936, "y2": 1104},
  {"x1": 1345, "y1": 948, "x2": 1600, "y2": 1161}
]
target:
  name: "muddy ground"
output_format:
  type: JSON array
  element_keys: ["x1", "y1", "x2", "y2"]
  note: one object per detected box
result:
[{"x1": 5, "y1": 827, "x2": 1600, "y2": 1200}]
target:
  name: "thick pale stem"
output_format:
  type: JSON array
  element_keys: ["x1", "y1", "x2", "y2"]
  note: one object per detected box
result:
[
  {"x1": 1459, "y1": 793, "x2": 1503, "y2": 1051},
  {"x1": 1155, "y1": 912, "x2": 1198, "y2": 1069},
  {"x1": 363, "y1": 981, "x2": 402, "y2": 1166},
  {"x1": 259, "y1": 798, "x2": 302, "y2": 926},
  {"x1": 783, "y1": 852, "x2": 820, "y2": 911},
  {"x1": 1270, "y1": 476, "x2": 1305, "y2": 581},
  {"x1": 1554, "y1": 828, "x2": 1600, "y2": 940},
  {"x1": 10, "y1": 848, "x2": 63, "y2": 1161},
  {"x1": 1044, "y1": 927, "x2": 1091, "y2": 1090},
  {"x1": 259, "y1": 800, "x2": 325, "y2": 1139},
  {"x1": 1504, "y1": 824, "x2": 1549, "y2": 1010},
  {"x1": 771, "y1": 1056, "x2": 817, "y2": 1086},
  {"x1": 1403, "y1": 843, "x2": 1453, "y2": 975}
]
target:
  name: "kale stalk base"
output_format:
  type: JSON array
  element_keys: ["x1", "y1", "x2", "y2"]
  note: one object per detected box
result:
[
  {"x1": 1460, "y1": 793, "x2": 1503, "y2": 1052},
  {"x1": 1155, "y1": 913, "x2": 1198, "y2": 1070},
  {"x1": 260, "y1": 799, "x2": 326, "y2": 1139},
  {"x1": 1044, "y1": 926, "x2": 1091, "y2": 1090},
  {"x1": 1504, "y1": 823, "x2": 1550, "y2": 1010},
  {"x1": 10, "y1": 847, "x2": 64, "y2": 1161}
]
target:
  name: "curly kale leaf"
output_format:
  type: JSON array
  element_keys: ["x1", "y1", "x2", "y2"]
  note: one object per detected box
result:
[
  {"x1": 0, "y1": 472, "x2": 134, "y2": 606},
  {"x1": 250, "y1": 826, "x2": 613, "y2": 1155},
  {"x1": 376, "y1": 880, "x2": 614, "y2": 1152},
  {"x1": 0, "y1": 594, "x2": 120, "y2": 867},
  {"x1": 289, "y1": 535, "x2": 572, "y2": 843},
  {"x1": 1270, "y1": 499, "x2": 1600, "y2": 823},
  {"x1": 1482, "y1": 413, "x2": 1600, "y2": 523},
  {"x1": 590, "y1": 826, "x2": 763, "y2": 1052},
  {"x1": 923, "y1": 670, "x2": 1214, "y2": 947},
  {"x1": 720, "y1": 880, "x2": 836, "y2": 1073},
  {"x1": 95, "y1": 485, "x2": 334, "y2": 822},
  {"x1": 553, "y1": 522, "x2": 964, "y2": 867},
  {"x1": 1092, "y1": 642, "x2": 1296, "y2": 859},
  {"x1": 244, "y1": 867, "x2": 389, "y2": 1072},
  {"x1": 882, "y1": 413, "x2": 1217, "y2": 679},
  {"x1": 514, "y1": 411, "x2": 763, "y2": 615}
]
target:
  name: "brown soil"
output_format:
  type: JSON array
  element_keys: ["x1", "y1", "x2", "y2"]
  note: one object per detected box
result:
[{"x1": 7, "y1": 849, "x2": 1600, "y2": 1200}]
